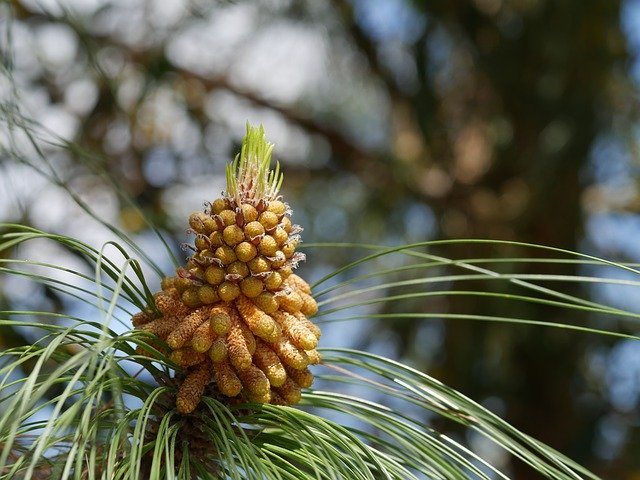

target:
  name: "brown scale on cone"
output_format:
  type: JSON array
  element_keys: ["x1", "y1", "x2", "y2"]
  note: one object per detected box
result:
[{"x1": 131, "y1": 124, "x2": 321, "y2": 414}]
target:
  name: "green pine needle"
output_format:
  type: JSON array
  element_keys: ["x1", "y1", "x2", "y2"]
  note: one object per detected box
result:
[
  {"x1": 0, "y1": 99, "x2": 628, "y2": 478},
  {"x1": 2, "y1": 225, "x2": 633, "y2": 478}
]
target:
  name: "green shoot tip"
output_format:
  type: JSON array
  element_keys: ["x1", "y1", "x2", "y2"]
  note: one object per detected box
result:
[{"x1": 225, "y1": 123, "x2": 282, "y2": 205}]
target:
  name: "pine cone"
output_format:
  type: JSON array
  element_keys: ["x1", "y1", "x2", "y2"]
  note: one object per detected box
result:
[{"x1": 133, "y1": 124, "x2": 321, "y2": 414}]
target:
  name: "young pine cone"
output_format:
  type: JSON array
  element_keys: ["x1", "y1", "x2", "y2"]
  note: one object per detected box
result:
[{"x1": 133, "y1": 124, "x2": 321, "y2": 414}]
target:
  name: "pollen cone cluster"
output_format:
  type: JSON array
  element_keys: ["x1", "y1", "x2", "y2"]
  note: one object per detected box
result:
[{"x1": 132, "y1": 124, "x2": 321, "y2": 414}]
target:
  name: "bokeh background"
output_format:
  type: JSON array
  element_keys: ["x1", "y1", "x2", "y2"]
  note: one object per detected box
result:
[{"x1": 1, "y1": 0, "x2": 640, "y2": 478}]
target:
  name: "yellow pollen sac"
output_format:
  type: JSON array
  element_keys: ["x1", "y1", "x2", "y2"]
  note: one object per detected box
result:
[
  {"x1": 253, "y1": 340, "x2": 286, "y2": 387},
  {"x1": 202, "y1": 216, "x2": 217, "y2": 235},
  {"x1": 191, "y1": 321, "x2": 216, "y2": 353},
  {"x1": 188, "y1": 264, "x2": 205, "y2": 279},
  {"x1": 286, "y1": 366, "x2": 314, "y2": 388},
  {"x1": 241, "y1": 203, "x2": 258, "y2": 223},
  {"x1": 299, "y1": 292, "x2": 318, "y2": 316},
  {"x1": 196, "y1": 249, "x2": 213, "y2": 264},
  {"x1": 271, "y1": 334, "x2": 310, "y2": 370},
  {"x1": 240, "y1": 276, "x2": 263, "y2": 298},
  {"x1": 223, "y1": 224, "x2": 244, "y2": 246},
  {"x1": 213, "y1": 360, "x2": 242, "y2": 397},
  {"x1": 208, "y1": 337, "x2": 228, "y2": 362},
  {"x1": 269, "y1": 390, "x2": 287, "y2": 405},
  {"x1": 174, "y1": 277, "x2": 193, "y2": 292},
  {"x1": 198, "y1": 285, "x2": 220, "y2": 304},
  {"x1": 211, "y1": 198, "x2": 228, "y2": 215},
  {"x1": 288, "y1": 274, "x2": 311, "y2": 294},
  {"x1": 160, "y1": 276, "x2": 176, "y2": 291},
  {"x1": 270, "y1": 251, "x2": 286, "y2": 269},
  {"x1": 248, "y1": 256, "x2": 270, "y2": 274},
  {"x1": 209, "y1": 308, "x2": 231, "y2": 335},
  {"x1": 272, "y1": 227, "x2": 288, "y2": 246},
  {"x1": 306, "y1": 349, "x2": 321, "y2": 365},
  {"x1": 226, "y1": 311, "x2": 254, "y2": 371},
  {"x1": 194, "y1": 235, "x2": 208, "y2": 251},
  {"x1": 166, "y1": 307, "x2": 212, "y2": 350},
  {"x1": 188, "y1": 212, "x2": 209, "y2": 234},
  {"x1": 293, "y1": 311, "x2": 321, "y2": 340},
  {"x1": 280, "y1": 216, "x2": 292, "y2": 233},
  {"x1": 246, "y1": 390, "x2": 271, "y2": 403},
  {"x1": 170, "y1": 348, "x2": 207, "y2": 368},
  {"x1": 218, "y1": 281, "x2": 241, "y2": 302},
  {"x1": 237, "y1": 364, "x2": 270, "y2": 397},
  {"x1": 278, "y1": 290, "x2": 304, "y2": 313},
  {"x1": 237, "y1": 295, "x2": 280, "y2": 343},
  {"x1": 278, "y1": 266, "x2": 293, "y2": 280},
  {"x1": 267, "y1": 200, "x2": 286, "y2": 215},
  {"x1": 176, "y1": 363, "x2": 212, "y2": 414},
  {"x1": 181, "y1": 287, "x2": 202, "y2": 309},
  {"x1": 186, "y1": 257, "x2": 200, "y2": 269},
  {"x1": 237, "y1": 315, "x2": 257, "y2": 355},
  {"x1": 155, "y1": 291, "x2": 189, "y2": 317},
  {"x1": 132, "y1": 311, "x2": 152, "y2": 327},
  {"x1": 253, "y1": 291, "x2": 279, "y2": 314},
  {"x1": 244, "y1": 221, "x2": 265, "y2": 239},
  {"x1": 140, "y1": 316, "x2": 178, "y2": 339},
  {"x1": 275, "y1": 377, "x2": 302, "y2": 405},
  {"x1": 214, "y1": 245, "x2": 237, "y2": 265},
  {"x1": 258, "y1": 235, "x2": 278, "y2": 256},
  {"x1": 282, "y1": 242, "x2": 296, "y2": 259},
  {"x1": 219, "y1": 209, "x2": 236, "y2": 227},
  {"x1": 209, "y1": 230, "x2": 224, "y2": 248},
  {"x1": 272, "y1": 310, "x2": 318, "y2": 351},
  {"x1": 235, "y1": 241, "x2": 257, "y2": 262},
  {"x1": 259, "y1": 211, "x2": 279, "y2": 230},
  {"x1": 204, "y1": 265, "x2": 225, "y2": 285},
  {"x1": 227, "y1": 261, "x2": 250, "y2": 279}
]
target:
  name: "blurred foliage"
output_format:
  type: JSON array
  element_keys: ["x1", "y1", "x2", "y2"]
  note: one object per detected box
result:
[{"x1": 1, "y1": 0, "x2": 640, "y2": 478}]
